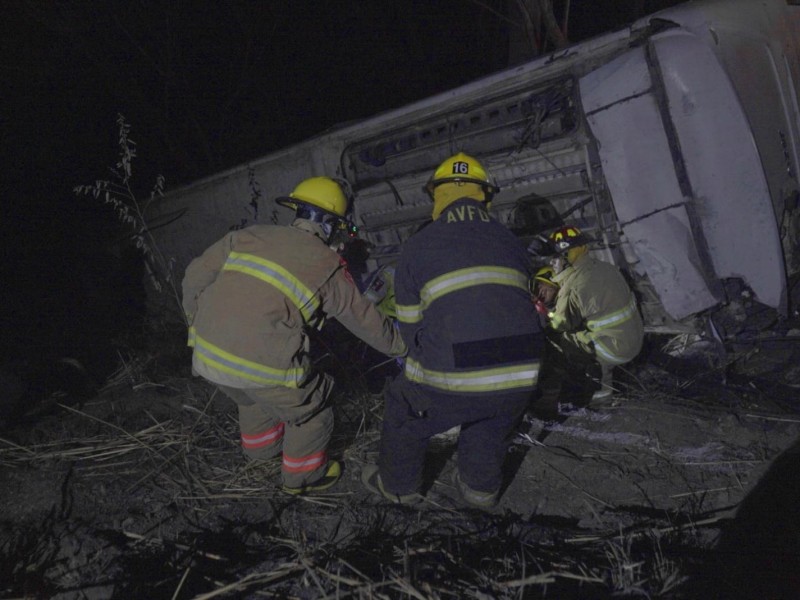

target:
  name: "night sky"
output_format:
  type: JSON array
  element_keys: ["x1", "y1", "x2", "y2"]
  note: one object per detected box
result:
[{"x1": 1, "y1": 0, "x2": 684, "y2": 377}]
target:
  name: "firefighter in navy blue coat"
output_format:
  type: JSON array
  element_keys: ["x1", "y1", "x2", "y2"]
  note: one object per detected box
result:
[{"x1": 361, "y1": 153, "x2": 544, "y2": 508}]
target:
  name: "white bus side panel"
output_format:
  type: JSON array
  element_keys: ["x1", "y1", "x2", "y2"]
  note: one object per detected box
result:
[
  {"x1": 654, "y1": 29, "x2": 785, "y2": 311},
  {"x1": 580, "y1": 45, "x2": 719, "y2": 321}
]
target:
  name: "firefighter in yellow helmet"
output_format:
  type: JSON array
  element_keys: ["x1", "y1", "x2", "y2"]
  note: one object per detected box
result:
[
  {"x1": 361, "y1": 153, "x2": 544, "y2": 508},
  {"x1": 182, "y1": 176, "x2": 406, "y2": 495},
  {"x1": 426, "y1": 151, "x2": 500, "y2": 220},
  {"x1": 531, "y1": 265, "x2": 559, "y2": 325},
  {"x1": 360, "y1": 151, "x2": 500, "y2": 322},
  {"x1": 531, "y1": 224, "x2": 644, "y2": 419}
]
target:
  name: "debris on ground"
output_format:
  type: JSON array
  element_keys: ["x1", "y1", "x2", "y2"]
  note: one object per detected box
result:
[{"x1": 1, "y1": 335, "x2": 799, "y2": 599}]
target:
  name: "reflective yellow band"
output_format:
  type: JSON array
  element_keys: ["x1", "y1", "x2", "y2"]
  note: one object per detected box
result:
[
  {"x1": 593, "y1": 338, "x2": 631, "y2": 365},
  {"x1": 587, "y1": 295, "x2": 637, "y2": 332},
  {"x1": 189, "y1": 327, "x2": 304, "y2": 387},
  {"x1": 396, "y1": 266, "x2": 528, "y2": 324},
  {"x1": 395, "y1": 304, "x2": 421, "y2": 323},
  {"x1": 549, "y1": 313, "x2": 566, "y2": 331},
  {"x1": 404, "y1": 357, "x2": 539, "y2": 393},
  {"x1": 223, "y1": 252, "x2": 320, "y2": 321}
]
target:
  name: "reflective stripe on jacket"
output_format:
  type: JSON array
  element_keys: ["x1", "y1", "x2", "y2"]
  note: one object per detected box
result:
[
  {"x1": 224, "y1": 252, "x2": 321, "y2": 321},
  {"x1": 396, "y1": 266, "x2": 529, "y2": 323},
  {"x1": 404, "y1": 357, "x2": 539, "y2": 393},
  {"x1": 188, "y1": 328, "x2": 306, "y2": 387},
  {"x1": 395, "y1": 198, "x2": 543, "y2": 394},
  {"x1": 182, "y1": 220, "x2": 406, "y2": 389}
]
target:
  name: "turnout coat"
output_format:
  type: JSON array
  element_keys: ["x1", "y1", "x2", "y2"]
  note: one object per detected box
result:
[
  {"x1": 182, "y1": 219, "x2": 405, "y2": 390},
  {"x1": 550, "y1": 253, "x2": 644, "y2": 365},
  {"x1": 394, "y1": 198, "x2": 543, "y2": 394}
]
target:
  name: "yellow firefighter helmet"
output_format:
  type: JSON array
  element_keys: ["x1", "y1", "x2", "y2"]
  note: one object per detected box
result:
[
  {"x1": 425, "y1": 152, "x2": 500, "y2": 201},
  {"x1": 277, "y1": 176, "x2": 348, "y2": 218},
  {"x1": 535, "y1": 266, "x2": 559, "y2": 287}
]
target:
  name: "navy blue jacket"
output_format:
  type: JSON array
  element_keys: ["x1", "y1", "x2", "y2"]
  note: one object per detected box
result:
[{"x1": 394, "y1": 198, "x2": 543, "y2": 394}]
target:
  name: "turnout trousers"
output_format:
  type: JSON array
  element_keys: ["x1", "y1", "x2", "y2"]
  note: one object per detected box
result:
[
  {"x1": 217, "y1": 372, "x2": 334, "y2": 488},
  {"x1": 377, "y1": 375, "x2": 531, "y2": 496},
  {"x1": 537, "y1": 330, "x2": 616, "y2": 408}
]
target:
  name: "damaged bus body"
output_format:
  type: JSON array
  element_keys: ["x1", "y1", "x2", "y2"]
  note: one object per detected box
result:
[{"x1": 150, "y1": 0, "x2": 800, "y2": 341}]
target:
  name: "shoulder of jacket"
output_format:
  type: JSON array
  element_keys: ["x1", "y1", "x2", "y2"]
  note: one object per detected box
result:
[
  {"x1": 229, "y1": 223, "x2": 280, "y2": 240},
  {"x1": 591, "y1": 257, "x2": 622, "y2": 275}
]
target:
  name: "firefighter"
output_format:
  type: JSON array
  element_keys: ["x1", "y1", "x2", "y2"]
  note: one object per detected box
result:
[
  {"x1": 361, "y1": 153, "x2": 544, "y2": 508},
  {"x1": 181, "y1": 176, "x2": 406, "y2": 495},
  {"x1": 531, "y1": 265, "x2": 559, "y2": 327},
  {"x1": 528, "y1": 264, "x2": 564, "y2": 418},
  {"x1": 533, "y1": 225, "x2": 644, "y2": 417}
]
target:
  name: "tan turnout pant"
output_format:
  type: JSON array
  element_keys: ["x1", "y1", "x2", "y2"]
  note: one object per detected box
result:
[{"x1": 217, "y1": 372, "x2": 334, "y2": 488}]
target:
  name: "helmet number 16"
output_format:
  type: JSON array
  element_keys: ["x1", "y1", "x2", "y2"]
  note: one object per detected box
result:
[{"x1": 452, "y1": 161, "x2": 469, "y2": 175}]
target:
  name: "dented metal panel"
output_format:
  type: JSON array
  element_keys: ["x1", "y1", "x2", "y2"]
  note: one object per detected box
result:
[
  {"x1": 580, "y1": 14, "x2": 793, "y2": 320},
  {"x1": 580, "y1": 45, "x2": 721, "y2": 321},
  {"x1": 653, "y1": 29, "x2": 785, "y2": 311}
]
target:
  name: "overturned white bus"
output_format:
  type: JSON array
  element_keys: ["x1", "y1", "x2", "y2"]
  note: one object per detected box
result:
[{"x1": 148, "y1": 0, "x2": 800, "y2": 340}]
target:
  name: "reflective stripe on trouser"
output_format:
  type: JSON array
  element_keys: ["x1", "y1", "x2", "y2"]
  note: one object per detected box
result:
[
  {"x1": 241, "y1": 420, "x2": 285, "y2": 456},
  {"x1": 216, "y1": 372, "x2": 335, "y2": 488},
  {"x1": 592, "y1": 336, "x2": 636, "y2": 366},
  {"x1": 377, "y1": 375, "x2": 531, "y2": 496}
]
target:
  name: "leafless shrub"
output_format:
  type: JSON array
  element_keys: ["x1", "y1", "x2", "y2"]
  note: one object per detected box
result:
[{"x1": 74, "y1": 114, "x2": 184, "y2": 325}]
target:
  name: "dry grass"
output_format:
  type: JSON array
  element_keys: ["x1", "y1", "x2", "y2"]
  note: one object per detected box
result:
[{"x1": 4, "y1": 349, "x2": 798, "y2": 599}]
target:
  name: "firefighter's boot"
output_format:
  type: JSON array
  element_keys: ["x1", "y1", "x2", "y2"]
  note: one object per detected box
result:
[
  {"x1": 529, "y1": 391, "x2": 560, "y2": 421},
  {"x1": 282, "y1": 460, "x2": 341, "y2": 495},
  {"x1": 591, "y1": 363, "x2": 615, "y2": 402},
  {"x1": 452, "y1": 469, "x2": 499, "y2": 509},
  {"x1": 361, "y1": 464, "x2": 423, "y2": 505}
]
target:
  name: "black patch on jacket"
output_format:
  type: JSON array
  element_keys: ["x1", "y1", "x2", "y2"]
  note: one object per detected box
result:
[{"x1": 452, "y1": 334, "x2": 542, "y2": 369}]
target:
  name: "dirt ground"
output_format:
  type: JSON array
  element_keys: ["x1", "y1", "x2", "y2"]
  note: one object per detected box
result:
[{"x1": 1, "y1": 333, "x2": 800, "y2": 599}]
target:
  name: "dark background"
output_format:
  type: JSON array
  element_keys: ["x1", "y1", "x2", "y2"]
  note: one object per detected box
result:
[{"x1": 1, "y1": 0, "x2": 685, "y2": 379}]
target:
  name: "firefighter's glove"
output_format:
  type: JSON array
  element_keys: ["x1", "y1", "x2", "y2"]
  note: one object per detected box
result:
[
  {"x1": 576, "y1": 330, "x2": 594, "y2": 345},
  {"x1": 549, "y1": 313, "x2": 565, "y2": 331}
]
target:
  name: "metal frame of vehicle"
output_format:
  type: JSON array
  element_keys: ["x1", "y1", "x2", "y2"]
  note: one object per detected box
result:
[{"x1": 150, "y1": 0, "x2": 800, "y2": 336}]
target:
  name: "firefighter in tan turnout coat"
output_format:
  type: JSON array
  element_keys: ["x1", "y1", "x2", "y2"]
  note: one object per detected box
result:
[
  {"x1": 533, "y1": 225, "x2": 644, "y2": 418},
  {"x1": 181, "y1": 177, "x2": 406, "y2": 494}
]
